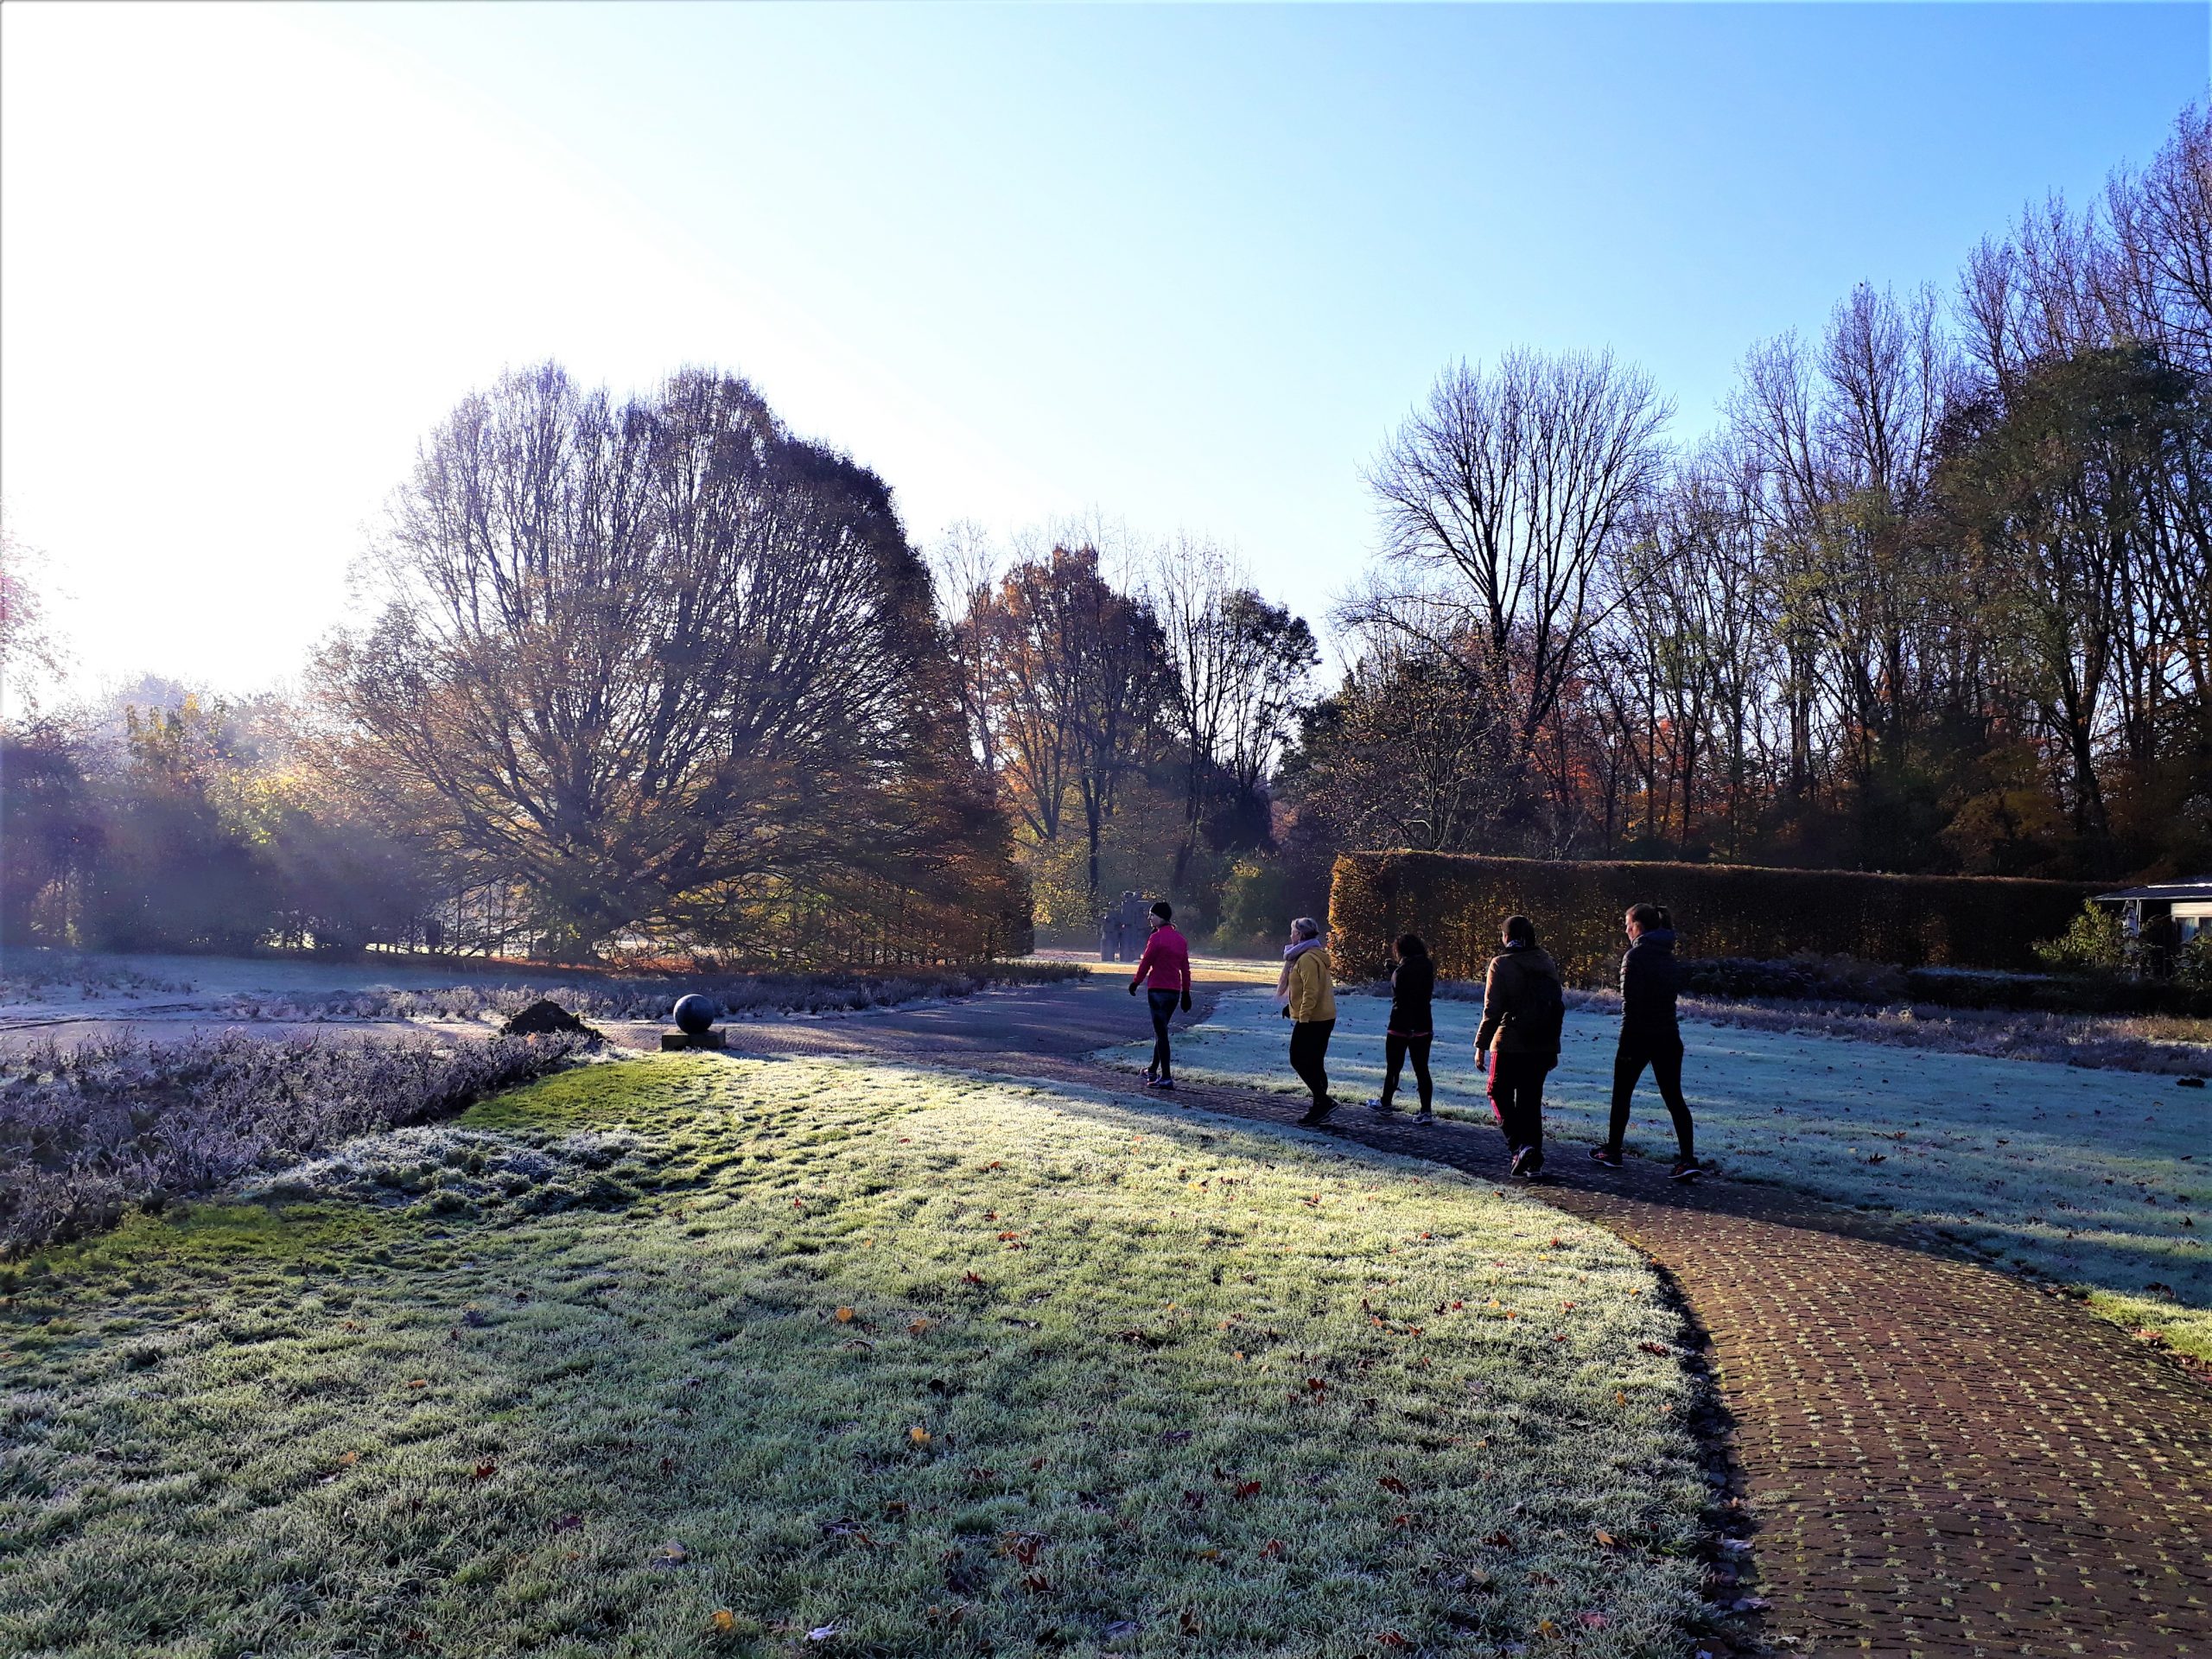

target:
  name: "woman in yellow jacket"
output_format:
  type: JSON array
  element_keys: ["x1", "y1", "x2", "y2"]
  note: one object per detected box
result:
[{"x1": 1277, "y1": 915, "x2": 1338, "y2": 1124}]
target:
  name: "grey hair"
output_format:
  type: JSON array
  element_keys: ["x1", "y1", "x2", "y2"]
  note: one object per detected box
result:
[{"x1": 1290, "y1": 916, "x2": 1322, "y2": 940}]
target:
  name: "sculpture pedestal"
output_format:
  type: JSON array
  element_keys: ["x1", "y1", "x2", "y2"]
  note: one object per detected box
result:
[{"x1": 660, "y1": 1030, "x2": 728, "y2": 1052}]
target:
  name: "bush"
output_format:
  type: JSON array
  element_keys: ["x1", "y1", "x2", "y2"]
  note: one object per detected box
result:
[
  {"x1": 1330, "y1": 851, "x2": 2100, "y2": 986},
  {"x1": 2031, "y1": 901, "x2": 2128, "y2": 974},
  {"x1": 2180, "y1": 932, "x2": 2212, "y2": 993},
  {"x1": 0, "y1": 1031, "x2": 588, "y2": 1254},
  {"x1": 1214, "y1": 857, "x2": 1295, "y2": 955}
]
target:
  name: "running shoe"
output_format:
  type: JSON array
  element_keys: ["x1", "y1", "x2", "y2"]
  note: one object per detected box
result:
[
  {"x1": 1148, "y1": 1077, "x2": 1176, "y2": 1091},
  {"x1": 1365, "y1": 1096, "x2": 1396, "y2": 1113},
  {"x1": 1669, "y1": 1158, "x2": 1702, "y2": 1182},
  {"x1": 1588, "y1": 1145, "x2": 1624, "y2": 1169},
  {"x1": 1413, "y1": 1109, "x2": 1434, "y2": 1123},
  {"x1": 1296, "y1": 1099, "x2": 1338, "y2": 1127},
  {"x1": 1510, "y1": 1146, "x2": 1541, "y2": 1179}
]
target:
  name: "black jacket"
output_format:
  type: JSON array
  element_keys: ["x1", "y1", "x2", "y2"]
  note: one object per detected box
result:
[
  {"x1": 1474, "y1": 944, "x2": 1562, "y2": 1055},
  {"x1": 1618, "y1": 929, "x2": 1681, "y2": 1046},
  {"x1": 1386, "y1": 954, "x2": 1434, "y2": 1034}
]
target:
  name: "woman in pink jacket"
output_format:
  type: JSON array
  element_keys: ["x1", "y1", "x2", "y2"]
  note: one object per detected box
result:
[{"x1": 1128, "y1": 900, "x2": 1194, "y2": 1090}]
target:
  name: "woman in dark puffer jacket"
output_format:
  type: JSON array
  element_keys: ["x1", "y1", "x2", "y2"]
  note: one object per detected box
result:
[{"x1": 1589, "y1": 902, "x2": 1700, "y2": 1181}]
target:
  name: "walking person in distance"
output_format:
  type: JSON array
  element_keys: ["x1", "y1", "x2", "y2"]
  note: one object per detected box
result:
[
  {"x1": 1277, "y1": 916, "x2": 1338, "y2": 1125},
  {"x1": 1473, "y1": 914, "x2": 1564, "y2": 1179},
  {"x1": 1128, "y1": 900, "x2": 1193, "y2": 1089},
  {"x1": 1366, "y1": 934, "x2": 1436, "y2": 1122},
  {"x1": 1590, "y1": 902, "x2": 1700, "y2": 1180}
]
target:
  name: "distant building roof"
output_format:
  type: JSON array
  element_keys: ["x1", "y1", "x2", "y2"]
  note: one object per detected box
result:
[{"x1": 2094, "y1": 878, "x2": 2212, "y2": 902}]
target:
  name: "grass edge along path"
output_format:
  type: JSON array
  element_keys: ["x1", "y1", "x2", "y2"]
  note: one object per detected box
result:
[
  {"x1": 0, "y1": 1054, "x2": 1718, "y2": 1659},
  {"x1": 1101, "y1": 988, "x2": 2212, "y2": 1366}
]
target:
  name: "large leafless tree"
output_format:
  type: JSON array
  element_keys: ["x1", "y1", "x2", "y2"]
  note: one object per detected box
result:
[
  {"x1": 1355, "y1": 348, "x2": 1672, "y2": 799},
  {"x1": 321, "y1": 363, "x2": 999, "y2": 957}
]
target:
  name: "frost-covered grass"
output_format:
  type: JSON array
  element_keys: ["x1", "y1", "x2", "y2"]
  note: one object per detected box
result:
[
  {"x1": 0, "y1": 1055, "x2": 1715, "y2": 1658},
  {"x1": 1111, "y1": 990, "x2": 2212, "y2": 1362},
  {"x1": 0, "y1": 1033, "x2": 590, "y2": 1255}
]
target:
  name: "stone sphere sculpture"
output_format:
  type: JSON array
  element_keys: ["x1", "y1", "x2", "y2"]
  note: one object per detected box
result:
[{"x1": 672, "y1": 994, "x2": 718, "y2": 1037}]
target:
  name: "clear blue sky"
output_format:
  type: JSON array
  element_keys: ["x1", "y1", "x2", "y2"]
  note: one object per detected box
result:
[{"x1": 3, "y1": 3, "x2": 2203, "y2": 695}]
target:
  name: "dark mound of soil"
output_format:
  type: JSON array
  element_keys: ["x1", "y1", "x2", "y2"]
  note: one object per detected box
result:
[{"x1": 502, "y1": 999, "x2": 601, "y2": 1042}]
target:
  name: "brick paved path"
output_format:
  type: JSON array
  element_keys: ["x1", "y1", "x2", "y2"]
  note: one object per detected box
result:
[{"x1": 645, "y1": 978, "x2": 2212, "y2": 1658}]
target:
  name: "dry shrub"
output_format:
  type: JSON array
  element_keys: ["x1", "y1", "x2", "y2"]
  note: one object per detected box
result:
[{"x1": 0, "y1": 1031, "x2": 586, "y2": 1254}]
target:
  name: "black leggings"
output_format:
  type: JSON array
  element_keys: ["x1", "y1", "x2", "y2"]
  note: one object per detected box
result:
[
  {"x1": 1147, "y1": 988, "x2": 1180, "y2": 1075},
  {"x1": 1488, "y1": 1052, "x2": 1550, "y2": 1160},
  {"x1": 1289, "y1": 1019, "x2": 1335, "y2": 1104},
  {"x1": 1382, "y1": 1032, "x2": 1433, "y2": 1110},
  {"x1": 1608, "y1": 1040, "x2": 1694, "y2": 1159}
]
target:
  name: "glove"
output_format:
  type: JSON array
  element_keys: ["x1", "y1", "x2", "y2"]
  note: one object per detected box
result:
[
  {"x1": 1179, "y1": 991, "x2": 1192, "y2": 1014},
  {"x1": 1127, "y1": 982, "x2": 1138, "y2": 995}
]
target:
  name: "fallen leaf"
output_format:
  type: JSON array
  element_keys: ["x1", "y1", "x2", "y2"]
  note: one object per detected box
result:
[
  {"x1": 1579, "y1": 1611, "x2": 1609, "y2": 1629},
  {"x1": 1537, "y1": 1618, "x2": 1560, "y2": 1639},
  {"x1": 908, "y1": 1426, "x2": 932, "y2": 1445},
  {"x1": 336, "y1": 1451, "x2": 359, "y2": 1466},
  {"x1": 1593, "y1": 1529, "x2": 1617, "y2": 1548},
  {"x1": 963, "y1": 1271, "x2": 987, "y2": 1287},
  {"x1": 407, "y1": 1378, "x2": 429, "y2": 1389},
  {"x1": 1377, "y1": 1476, "x2": 1410, "y2": 1496},
  {"x1": 652, "y1": 1541, "x2": 690, "y2": 1564},
  {"x1": 908, "y1": 1319, "x2": 931, "y2": 1334},
  {"x1": 1234, "y1": 1478, "x2": 1262, "y2": 1500},
  {"x1": 1377, "y1": 1634, "x2": 1411, "y2": 1649},
  {"x1": 550, "y1": 1512, "x2": 583, "y2": 1532},
  {"x1": 1259, "y1": 1538, "x2": 1285, "y2": 1560},
  {"x1": 835, "y1": 1306, "x2": 855, "y2": 1323},
  {"x1": 709, "y1": 1609, "x2": 737, "y2": 1635},
  {"x1": 471, "y1": 1461, "x2": 497, "y2": 1481}
]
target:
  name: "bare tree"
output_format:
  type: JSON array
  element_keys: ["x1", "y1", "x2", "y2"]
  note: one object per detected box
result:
[
  {"x1": 1151, "y1": 537, "x2": 1319, "y2": 853},
  {"x1": 322, "y1": 363, "x2": 996, "y2": 958},
  {"x1": 978, "y1": 543, "x2": 1173, "y2": 905},
  {"x1": 1357, "y1": 349, "x2": 1673, "y2": 801}
]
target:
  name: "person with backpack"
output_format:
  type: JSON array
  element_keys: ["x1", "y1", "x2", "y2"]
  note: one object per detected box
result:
[
  {"x1": 1590, "y1": 902, "x2": 1700, "y2": 1181},
  {"x1": 1473, "y1": 914, "x2": 1565, "y2": 1179},
  {"x1": 1277, "y1": 915, "x2": 1338, "y2": 1125},
  {"x1": 1366, "y1": 934, "x2": 1435, "y2": 1121},
  {"x1": 1127, "y1": 900, "x2": 1194, "y2": 1089}
]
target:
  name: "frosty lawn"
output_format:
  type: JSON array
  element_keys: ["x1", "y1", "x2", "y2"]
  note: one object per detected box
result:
[
  {"x1": 0, "y1": 1055, "x2": 1711, "y2": 1658},
  {"x1": 1109, "y1": 990, "x2": 2212, "y2": 1359}
]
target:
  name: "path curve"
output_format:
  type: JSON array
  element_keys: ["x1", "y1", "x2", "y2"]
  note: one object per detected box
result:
[{"x1": 664, "y1": 977, "x2": 2212, "y2": 1659}]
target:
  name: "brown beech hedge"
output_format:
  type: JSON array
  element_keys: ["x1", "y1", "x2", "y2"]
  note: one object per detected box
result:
[{"x1": 1327, "y1": 851, "x2": 2101, "y2": 986}]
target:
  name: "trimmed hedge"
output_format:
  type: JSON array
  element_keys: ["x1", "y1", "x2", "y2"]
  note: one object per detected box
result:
[{"x1": 1328, "y1": 852, "x2": 2102, "y2": 988}]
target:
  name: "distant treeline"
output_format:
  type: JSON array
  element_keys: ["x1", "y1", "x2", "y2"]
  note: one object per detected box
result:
[{"x1": 3, "y1": 368, "x2": 1030, "y2": 963}]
